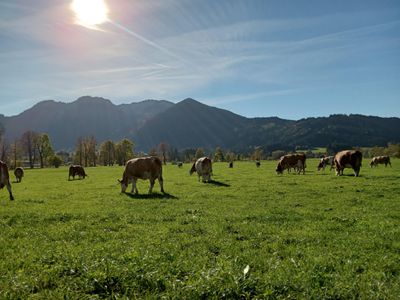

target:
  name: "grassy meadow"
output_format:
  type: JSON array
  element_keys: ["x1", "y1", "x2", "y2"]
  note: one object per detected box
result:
[{"x1": 1, "y1": 159, "x2": 399, "y2": 299}]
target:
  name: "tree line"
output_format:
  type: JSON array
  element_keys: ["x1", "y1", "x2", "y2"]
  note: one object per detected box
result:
[
  {"x1": 1, "y1": 128, "x2": 399, "y2": 169},
  {"x1": 0, "y1": 130, "x2": 136, "y2": 169}
]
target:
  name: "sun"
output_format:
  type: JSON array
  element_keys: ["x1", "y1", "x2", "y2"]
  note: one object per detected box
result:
[{"x1": 71, "y1": 0, "x2": 109, "y2": 29}]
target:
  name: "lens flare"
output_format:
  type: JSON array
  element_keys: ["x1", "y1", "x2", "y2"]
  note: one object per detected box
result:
[{"x1": 71, "y1": 0, "x2": 109, "y2": 29}]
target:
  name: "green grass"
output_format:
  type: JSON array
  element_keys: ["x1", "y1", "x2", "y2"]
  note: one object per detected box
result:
[{"x1": 1, "y1": 159, "x2": 399, "y2": 299}]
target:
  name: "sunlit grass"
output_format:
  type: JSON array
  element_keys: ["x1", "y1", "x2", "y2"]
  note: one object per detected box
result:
[{"x1": 1, "y1": 159, "x2": 399, "y2": 298}]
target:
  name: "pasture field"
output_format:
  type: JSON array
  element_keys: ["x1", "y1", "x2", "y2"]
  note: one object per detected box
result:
[{"x1": 1, "y1": 159, "x2": 399, "y2": 299}]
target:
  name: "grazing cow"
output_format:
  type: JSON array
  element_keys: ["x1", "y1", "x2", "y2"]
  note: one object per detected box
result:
[
  {"x1": 0, "y1": 160, "x2": 14, "y2": 200},
  {"x1": 334, "y1": 150, "x2": 362, "y2": 177},
  {"x1": 317, "y1": 156, "x2": 334, "y2": 171},
  {"x1": 177, "y1": 162, "x2": 183, "y2": 168},
  {"x1": 190, "y1": 157, "x2": 212, "y2": 182},
  {"x1": 14, "y1": 167, "x2": 24, "y2": 183},
  {"x1": 276, "y1": 153, "x2": 306, "y2": 175},
  {"x1": 370, "y1": 156, "x2": 391, "y2": 168},
  {"x1": 118, "y1": 156, "x2": 164, "y2": 194},
  {"x1": 229, "y1": 162, "x2": 233, "y2": 168},
  {"x1": 68, "y1": 165, "x2": 87, "y2": 180},
  {"x1": 255, "y1": 161, "x2": 261, "y2": 168}
]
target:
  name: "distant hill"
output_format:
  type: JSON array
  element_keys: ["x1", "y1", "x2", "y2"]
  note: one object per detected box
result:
[
  {"x1": 2, "y1": 96, "x2": 173, "y2": 150},
  {"x1": 1, "y1": 96, "x2": 399, "y2": 151}
]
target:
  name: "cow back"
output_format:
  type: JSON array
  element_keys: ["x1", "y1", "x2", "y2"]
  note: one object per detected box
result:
[{"x1": 125, "y1": 156, "x2": 162, "y2": 179}]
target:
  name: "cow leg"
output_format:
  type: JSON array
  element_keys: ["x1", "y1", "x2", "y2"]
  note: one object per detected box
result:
[
  {"x1": 158, "y1": 175, "x2": 165, "y2": 193},
  {"x1": 132, "y1": 178, "x2": 138, "y2": 194},
  {"x1": 148, "y1": 179, "x2": 155, "y2": 194},
  {"x1": 7, "y1": 181, "x2": 14, "y2": 200}
]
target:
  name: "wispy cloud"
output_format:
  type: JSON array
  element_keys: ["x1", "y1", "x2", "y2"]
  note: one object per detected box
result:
[{"x1": 1, "y1": 1, "x2": 399, "y2": 117}]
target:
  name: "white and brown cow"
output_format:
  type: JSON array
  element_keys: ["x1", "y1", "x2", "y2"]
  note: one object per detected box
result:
[
  {"x1": 370, "y1": 156, "x2": 391, "y2": 168},
  {"x1": 276, "y1": 153, "x2": 306, "y2": 175},
  {"x1": 14, "y1": 167, "x2": 24, "y2": 183},
  {"x1": 190, "y1": 157, "x2": 213, "y2": 182},
  {"x1": 0, "y1": 160, "x2": 14, "y2": 200},
  {"x1": 334, "y1": 150, "x2": 362, "y2": 177},
  {"x1": 118, "y1": 156, "x2": 164, "y2": 194},
  {"x1": 317, "y1": 156, "x2": 334, "y2": 171}
]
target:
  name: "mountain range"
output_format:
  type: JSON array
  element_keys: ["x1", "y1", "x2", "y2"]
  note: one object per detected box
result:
[{"x1": 1, "y1": 96, "x2": 399, "y2": 152}]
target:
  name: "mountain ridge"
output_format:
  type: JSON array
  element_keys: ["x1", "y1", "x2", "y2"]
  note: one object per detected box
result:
[{"x1": 1, "y1": 96, "x2": 400, "y2": 151}]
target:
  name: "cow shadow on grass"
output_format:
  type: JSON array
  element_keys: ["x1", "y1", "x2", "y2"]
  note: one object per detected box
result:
[
  {"x1": 207, "y1": 180, "x2": 230, "y2": 187},
  {"x1": 123, "y1": 192, "x2": 178, "y2": 200}
]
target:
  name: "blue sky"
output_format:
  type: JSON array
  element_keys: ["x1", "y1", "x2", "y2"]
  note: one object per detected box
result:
[{"x1": 0, "y1": 0, "x2": 399, "y2": 119}]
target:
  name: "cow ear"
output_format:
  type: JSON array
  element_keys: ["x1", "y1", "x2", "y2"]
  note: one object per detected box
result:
[{"x1": 117, "y1": 179, "x2": 121, "y2": 183}]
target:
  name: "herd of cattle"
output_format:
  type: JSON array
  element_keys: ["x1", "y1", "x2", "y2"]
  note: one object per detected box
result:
[{"x1": 0, "y1": 150, "x2": 393, "y2": 200}]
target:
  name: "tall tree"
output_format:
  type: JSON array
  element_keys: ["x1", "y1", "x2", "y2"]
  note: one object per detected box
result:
[
  {"x1": 85, "y1": 136, "x2": 97, "y2": 167},
  {"x1": 115, "y1": 138, "x2": 134, "y2": 166},
  {"x1": 11, "y1": 139, "x2": 21, "y2": 169},
  {"x1": 195, "y1": 148, "x2": 205, "y2": 159},
  {"x1": 99, "y1": 140, "x2": 116, "y2": 166},
  {"x1": 168, "y1": 146, "x2": 180, "y2": 162},
  {"x1": 213, "y1": 147, "x2": 224, "y2": 162},
  {"x1": 21, "y1": 130, "x2": 39, "y2": 168},
  {"x1": 158, "y1": 142, "x2": 169, "y2": 164},
  {"x1": 74, "y1": 137, "x2": 84, "y2": 166},
  {"x1": 251, "y1": 147, "x2": 263, "y2": 161},
  {"x1": 36, "y1": 133, "x2": 54, "y2": 168},
  {"x1": 225, "y1": 151, "x2": 236, "y2": 163}
]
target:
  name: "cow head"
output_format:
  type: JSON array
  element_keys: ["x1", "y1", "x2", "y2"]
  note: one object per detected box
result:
[
  {"x1": 189, "y1": 163, "x2": 196, "y2": 175},
  {"x1": 118, "y1": 178, "x2": 128, "y2": 193},
  {"x1": 276, "y1": 162, "x2": 283, "y2": 174}
]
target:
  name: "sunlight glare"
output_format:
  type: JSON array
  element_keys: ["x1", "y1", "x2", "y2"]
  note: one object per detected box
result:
[{"x1": 71, "y1": 0, "x2": 109, "y2": 29}]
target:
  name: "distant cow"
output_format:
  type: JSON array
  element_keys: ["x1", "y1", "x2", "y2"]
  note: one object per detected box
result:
[
  {"x1": 118, "y1": 156, "x2": 164, "y2": 194},
  {"x1": 317, "y1": 156, "x2": 334, "y2": 171},
  {"x1": 334, "y1": 150, "x2": 362, "y2": 177},
  {"x1": 229, "y1": 162, "x2": 233, "y2": 168},
  {"x1": 68, "y1": 165, "x2": 87, "y2": 180},
  {"x1": 177, "y1": 162, "x2": 183, "y2": 168},
  {"x1": 0, "y1": 160, "x2": 14, "y2": 200},
  {"x1": 14, "y1": 167, "x2": 24, "y2": 183},
  {"x1": 370, "y1": 156, "x2": 391, "y2": 168},
  {"x1": 276, "y1": 153, "x2": 306, "y2": 175},
  {"x1": 255, "y1": 161, "x2": 261, "y2": 168},
  {"x1": 190, "y1": 157, "x2": 212, "y2": 182}
]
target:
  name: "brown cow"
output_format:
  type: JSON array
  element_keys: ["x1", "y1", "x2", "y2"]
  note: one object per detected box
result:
[
  {"x1": 334, "y1": 150, "x2": 362, "y2": 177},
  {"x1": 190, "y1": 157, "x2": 212, "y2": 182},
  {"x1": 118, "y1": 156, "x2": 164, "y2": 194},
  {"x1": 370, "y1": 156, "x2": 391, "y2": 168},
  {"x1": 0, "y1": 160, "x2": 14, "y2": 200},
  {"x1": 14, "y1": 167, "x2": 24, "y2": 183},
  {"x1": 68, "y1": 165, "x2": 87, "y2": 180},
  {"x1": 276, "y1": 153, "x2": 306, "y2": 175}
]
